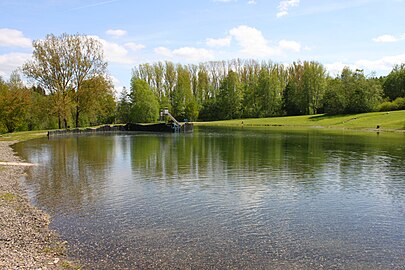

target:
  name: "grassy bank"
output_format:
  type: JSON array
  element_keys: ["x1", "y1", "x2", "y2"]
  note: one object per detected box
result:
[
  {"x1": 1, "y1": 110, "x2": 404, "y2": 142},
  {"x1": 0, "y1": 130, "x2": 48, "y2": 142},
  {"x1": 195, "y1": 110, "x2": 405, "y2": 131}
]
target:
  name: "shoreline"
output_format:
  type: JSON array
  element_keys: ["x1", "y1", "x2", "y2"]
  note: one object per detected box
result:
[{"x1": 0, "y1": 141, "x2": 77, "y2": 269}]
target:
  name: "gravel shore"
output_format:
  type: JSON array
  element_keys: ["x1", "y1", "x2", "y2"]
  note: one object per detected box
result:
[{"x1": 0, "y1": 141, "x2": 76, "y2": 269}]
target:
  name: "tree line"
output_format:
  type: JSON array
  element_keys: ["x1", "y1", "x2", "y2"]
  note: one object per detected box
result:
[
  {"x1": 1, "y1": 33, "x2": 405, "y2": 133},
  {"x1": 120, "y1": 60, "x2": 405, "y2": 122}
]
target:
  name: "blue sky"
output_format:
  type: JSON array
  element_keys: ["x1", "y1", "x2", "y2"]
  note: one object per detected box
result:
[{"x1": 1, "y1": 0, "x2": 405, "y2": 92}]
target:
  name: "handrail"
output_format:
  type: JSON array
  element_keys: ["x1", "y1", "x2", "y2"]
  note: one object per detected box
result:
[{"x1": 162, "y1": 109, "x2": 182, "y2": 126}]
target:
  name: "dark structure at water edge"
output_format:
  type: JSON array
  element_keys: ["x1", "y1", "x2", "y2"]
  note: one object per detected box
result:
[
  {"x1": 47, "y1": 109, "x2": 193, "y2": 137},
  {"x1": 124, "y1": 122, "x2": 194, "y2": 133},
  {"x1": 47, "y1": 122, "x2": 193, "y2": 137}
]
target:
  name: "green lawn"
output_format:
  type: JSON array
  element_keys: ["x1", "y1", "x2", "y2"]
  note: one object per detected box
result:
[
  {"x1": 0, "y1": 130, "x2": 48, "y2": 142},
  {"x1": 195, "y1": 110, "x2": 405, "y2": 131}
]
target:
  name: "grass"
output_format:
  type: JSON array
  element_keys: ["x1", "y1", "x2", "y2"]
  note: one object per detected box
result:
[
  {"x1": 0, "y1": 130, "x2": 48, "y2": 142},
  {"x1": 195, "y1": 110, "x2": 405, "y2": 131},
  {"x1": 0, "y1": 193, "x2": 17, "y2": 202},
  {"x1": 1, "y1": 111, "x2": 404, "y2": 142}
]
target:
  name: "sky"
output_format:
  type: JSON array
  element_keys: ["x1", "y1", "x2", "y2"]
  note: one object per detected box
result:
[{"x1": 1, "y1": 0, "x2": 405, "y2": 93}]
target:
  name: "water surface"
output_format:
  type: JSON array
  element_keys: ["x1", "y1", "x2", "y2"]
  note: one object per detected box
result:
[{"x1": 15, "y1": 127, "x2": 405, "y2": 269}]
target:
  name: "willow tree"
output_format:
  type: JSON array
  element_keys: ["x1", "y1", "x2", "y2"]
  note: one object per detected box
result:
[{"x1": 23, "y1": 33, "x2": 108, "y2": 128}]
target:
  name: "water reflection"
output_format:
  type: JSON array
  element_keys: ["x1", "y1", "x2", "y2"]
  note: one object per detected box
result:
[{"x1": 14, "y1": 128, "x2": 405, "y2": 269}]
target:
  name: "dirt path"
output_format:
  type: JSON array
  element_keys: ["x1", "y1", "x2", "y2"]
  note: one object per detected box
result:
[{"x1": 0, "y1": 141, "x2": 77, "y2": 269}]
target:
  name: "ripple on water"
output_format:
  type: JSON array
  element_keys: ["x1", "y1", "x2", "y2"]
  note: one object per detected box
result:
[{"x1": 14, "y1": 130, "x2": 405, "y2": 269}]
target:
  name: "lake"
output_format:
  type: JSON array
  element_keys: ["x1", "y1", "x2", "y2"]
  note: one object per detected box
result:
[{"x1": 14, "y1": 127, "x2": 405, "y2": 269}]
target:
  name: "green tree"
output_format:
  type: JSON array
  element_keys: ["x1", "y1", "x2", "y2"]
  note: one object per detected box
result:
[
  {"x1": 284, "y1": 61, "x2": 327, "y2": 115},
  {"x1": 129, "y1": 79, "x2": 159, "y2": 123},
  {"x1": 116, "y1": 87, "x2": 132, "y2": 123},
  {"x1": 26, "y1": 88, "x2": 56, "y2": 130},
  {"x1": 70, "y1": 35, "x2": 108, "y2": 127},
  {"x1": 0, "y1": 73, "x2": 31, "y2": 133},
  {"x1": 323, "y1": 68, "x2": 382, "y2": 114},
  {"x1": 343, "y1": 69, "x2": 382, "y2": 113},
  {"x1": 240, "y1": 60, "x2": 260, "y2": 118},
  {"x1": 23, "y1": 33, "x2": 108, "y2": 128},
  {"x1": 383, "y1": 63, "x2": 405, "y2": 100},
  {"x1": 75, "y1": 76, "x2": 116, "y2": 126},
  {"x1": 217, "y1": 70, "x2": 243, "y2": 119},
  {"x1": 323, "y1": 78, "x2": 346, "y2": 115},
  {"x1": 256, "y1": 65, "x2": 284, "y2": 117},
  {"x1": 23, "y1": 34, "x2": 74, "y2": 128},
  {"x1": 171, "y1": 65, "x2": 193, "y2": 120}
]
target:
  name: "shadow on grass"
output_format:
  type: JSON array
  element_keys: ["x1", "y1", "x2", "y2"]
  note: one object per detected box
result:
[{"x1": 308, "y1": 114, "x2": 351, "y2": 122}]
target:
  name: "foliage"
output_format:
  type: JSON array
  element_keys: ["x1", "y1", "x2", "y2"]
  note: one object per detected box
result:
[
  {"x1": 0, "y1": 74, "x2": 31, "y2": 133},
  {"x1": 379, "y1": 97, "x2": 405, "y2": 111},
  {"x1": 73, "y1": 76, "x2": 115, "y2": 126},
  {"x1": 116, "y1": 87, "x2": 131, "y2": 123},
  {"x1": 4, "y1": 39, "x2": 405, "y2": 132},
  {"x1": 283, "y1": 61, "x2": 327, "y2": 115},
  {"x1": 23, "y1": 33, "x2": 109, "y2": 128},
  {"x1": 323, "y1": 68, "x2": 383, "y2": 115},
  {"x1": 383, "y1": 63, "x2": 405, "y2": 100},
  {"x1": 217, "y1": 70, "x2": 243, "y2": 120},
  {"x1": 129, "y1": 79, "x2": 160, "y2": 123}
]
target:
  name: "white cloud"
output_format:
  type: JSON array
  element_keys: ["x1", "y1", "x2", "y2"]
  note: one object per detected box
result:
[
  {"x1": 325, "y1": 62, "x2": 358, "y2": 76},
  {"x1": 355, "y1": 54, "x2": 405, "y2": 72},
  {"x1": 154, "y1": 47, "x2": 173, "y2": 57},
  {"x1": 124, "y1": 42, "x2": 145, "y2": 51},
  {"x1": 229, "y1": 25, "x2": 301, "y2": 57},
  {"x1": 206, "y1": 36, "x2": 231, "y2": 47},
  {"x1": 0, "y1": 52, "x2": 32, "y2": 78},
  {"x1": 277, "y1": 0, "x2": 300, "y2": 18},
  {"x1": 278, "y1": 40, "x2": 301, "y2": 52},
  {"x1": 248, "y1": 0, "x2": 257, "y2": 4},
  {"x1": 0, "y1": 28, "x2": 32, "y2": 48},
  {"x1": 154, "y1": 46, "x2": 214, "y2": 62},
  {"x1": 89, "y1": 35, "x2": 133, "y2": 64},
  {"x1": 373, "y1": 33, "x2": 405, "y2": 43},
  {"x1": 106, "y1": 29, "x2": 127, "y2": 37},
  {"x1": 172, "y1": 47, "x2": 214, "y2": 61},
  {"x1": 326, "y1": 54, "x2": 405, "y2": 75},
  {"x1": 229, "y1": 25, "x2": 276, "y2": 56}
]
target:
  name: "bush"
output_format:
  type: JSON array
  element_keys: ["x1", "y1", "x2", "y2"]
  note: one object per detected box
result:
[
  {"x1": 379, "y1": 97, "x2": 405, "y2": 111},
  {"x1": 393, "y1": 97, "x2": 405, "y2": 110}
]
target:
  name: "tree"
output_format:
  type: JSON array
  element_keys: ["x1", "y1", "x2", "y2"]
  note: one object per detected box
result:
[
  {"x1": 75, "y1": 76, "x2": 116, "y2": 126},
  {"x1": 323, "y1": 78, "x2": 346, "y2": 115},
  {"x1": 217, "y1": 70, "x2": 243, "y2": 119},
  {"x1": 129, "y1": 79, "x2": 160, "y2": 123},
  {"x1": 343, "y1": 69, "x2": 382, "y2": 113},
  {"x1": 70, "y1": 35, "x2": 108, "y2": 127},
  {"x1": 23, "y1": 33, "x2": 108, "y2": 128},
  {"x1": 323, "y1": 68, "x2": 383, "y2": 115},
  {"x1": 0, "y1": 73, "x2": 31, "y2": 133},
  {"x1": 116, "y1": 87, "x2": 132, "y2": 123},
  {"x1": 383, "y1": 63, "x2": 405, "y2": 100},
  {"x1": 256, "y1": 65, "x2": 284, "y2": 117},
  {"x1": 240, "y1": 60, "x2": 260, "y2": 118},
  {"x1": 284, "y1": 61, "x2": 327, "y2": 115}
]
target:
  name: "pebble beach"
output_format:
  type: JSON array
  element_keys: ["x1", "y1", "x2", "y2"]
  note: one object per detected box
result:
[{"x1": 0, "y1": 141, "x2": 75, "y2": 269}]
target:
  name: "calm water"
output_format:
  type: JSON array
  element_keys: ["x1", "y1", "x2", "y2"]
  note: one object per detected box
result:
[{"x1": 14, "y1": 127, "x2": 405, "y2": 269}]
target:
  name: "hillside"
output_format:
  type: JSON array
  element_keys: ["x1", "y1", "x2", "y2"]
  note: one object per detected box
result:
[{"x1": 195, "y1": 110, "x2": 405, "y2": 132}]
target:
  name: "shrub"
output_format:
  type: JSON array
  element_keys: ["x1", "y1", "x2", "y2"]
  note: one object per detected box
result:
[{"x1": 379, "y1": 97, "x2": 405, "y2": 111}]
